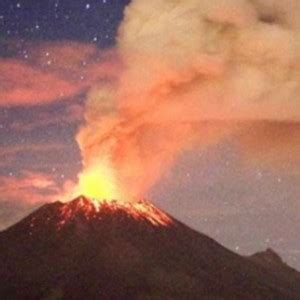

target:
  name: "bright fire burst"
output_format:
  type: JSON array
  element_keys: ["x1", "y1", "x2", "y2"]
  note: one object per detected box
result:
[
  {"x1": 59, "y1": 158, "x2": 171, "y2": 227},
  {"x1": 74, "y1": 167, "x2": 120, "y2": 200},
  {"x1": 71, "y1": 158, "x2": 122, "y2": 201}
]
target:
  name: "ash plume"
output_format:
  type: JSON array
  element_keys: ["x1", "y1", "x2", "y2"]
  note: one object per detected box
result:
[{"x1": 77, "y1": 0, "x2": 300, "y2": 199}]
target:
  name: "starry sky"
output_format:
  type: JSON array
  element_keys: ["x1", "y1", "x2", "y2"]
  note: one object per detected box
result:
[{"x1": 0, "y1": 0, "x2": 299, "y2": 270}]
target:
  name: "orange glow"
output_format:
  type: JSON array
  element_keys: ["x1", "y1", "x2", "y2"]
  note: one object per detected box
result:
[
  {"x1": 57, "y1": 196, "x2": 172, "y2": 228},
  {"x1": 72, "y1": 158, "x2": 122, "y2": 201},
  {"x1": 61, "y1": 155, "x2": 172, "y2": 226}
]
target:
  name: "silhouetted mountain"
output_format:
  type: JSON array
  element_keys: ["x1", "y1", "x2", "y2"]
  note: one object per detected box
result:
[
  {"x1": 249, "y1": 248, "x2": 300, "y2": 294},
  {"x1": 0, "y1": 196, "x2": 299, "y2": 300}
]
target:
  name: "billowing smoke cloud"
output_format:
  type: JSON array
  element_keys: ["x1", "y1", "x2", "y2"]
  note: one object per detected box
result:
[{"x1": 77, "y1": 0, "x2": 300, "y2": 199}]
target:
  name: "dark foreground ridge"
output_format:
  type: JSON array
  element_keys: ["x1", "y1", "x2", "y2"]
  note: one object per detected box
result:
[{"x1": 0, "y1": 196, "x2": 299, "y2": 300}]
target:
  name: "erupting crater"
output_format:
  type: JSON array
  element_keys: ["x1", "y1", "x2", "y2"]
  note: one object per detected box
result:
[{"x1": 58, "y1": 196, "x2": 172, "y2": 227}]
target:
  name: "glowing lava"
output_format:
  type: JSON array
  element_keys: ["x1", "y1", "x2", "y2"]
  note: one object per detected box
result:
[{"x1": 58, "y1": 196, "x2": 172, "y2": 227}]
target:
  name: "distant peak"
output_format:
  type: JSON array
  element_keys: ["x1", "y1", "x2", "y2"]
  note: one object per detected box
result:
[{"x1": 251, "y1": 248, "x2": 284, "y2": 266}]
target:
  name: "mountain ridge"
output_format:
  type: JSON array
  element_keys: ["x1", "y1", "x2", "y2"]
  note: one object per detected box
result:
[{"x1": 0, "y1": 196, "x2": 299, "y2": 300}]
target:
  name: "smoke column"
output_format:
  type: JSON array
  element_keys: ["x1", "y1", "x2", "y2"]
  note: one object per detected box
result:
[{"x1": 76, "y1": 0, "x2": 300, "y2": 200}]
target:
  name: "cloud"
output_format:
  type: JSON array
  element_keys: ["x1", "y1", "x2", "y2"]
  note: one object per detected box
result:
[
  {"x1": 0, "y1": 170, "x2": 78, "y2": 229},
  {"x1": 9, "y1": 103, "x2": 84, "y2": 132},
  {"x1": 75, "y1": 0, "x2": 300, "y2": 199},
  {"x1": 0, "y1": 170, "x2": 76, "y2": 209},
  {"x1": 0, "y1": 41, "x2": 119, "y2": 107},
  {"x1": 237, "y1": 121, "x2": 300, "y2": 168},
  {"x1": 0, "y1": 171, "x2": 60, "y2": 204},
  {"x1": 0, "y1": 143, "x2": 68, "y2": 158},
  {"x1": 0, "y1": 156, "x2": 15, "y2": 169},
  {"x1": 0, "y1": 59, "x2": 77, "y2": 106}
]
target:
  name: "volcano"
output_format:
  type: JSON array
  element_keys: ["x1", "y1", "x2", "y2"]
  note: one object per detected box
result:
[{"x1": 0, "y1": 196, "x2": 299, "y2": 300}]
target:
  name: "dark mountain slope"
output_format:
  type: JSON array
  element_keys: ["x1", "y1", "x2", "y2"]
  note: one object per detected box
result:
[{"x1": 0, "y1": 196, "x2": 299, "y2": 300}]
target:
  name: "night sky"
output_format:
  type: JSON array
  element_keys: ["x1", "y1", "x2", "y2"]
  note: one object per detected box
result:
[{"x1": 1, "y1": 0, "x2": 299, "y2": 270}]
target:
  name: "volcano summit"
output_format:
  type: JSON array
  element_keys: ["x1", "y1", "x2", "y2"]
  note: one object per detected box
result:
[{"x1": 0, "y1": 196, "x2": 299, "y2": 300}]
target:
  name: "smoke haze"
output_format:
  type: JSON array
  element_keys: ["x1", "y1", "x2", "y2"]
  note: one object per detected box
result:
[{"x1": 77, "y1": 0, "x2": 300, "y2": 199}]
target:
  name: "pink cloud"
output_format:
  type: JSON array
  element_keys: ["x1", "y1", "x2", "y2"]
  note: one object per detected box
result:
[
  {"x1": 0, "y1": 171, "x2": 60, "y2": 204},
  {"x1": 10, "y1": 103, "x2": 84, "y2": 132},
  {"x1": 0, "y1": 143, "x2": 69, "y2": 158},
  {"x1": 0, "y1": 41, "x2": 119, "y2": 107}
]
